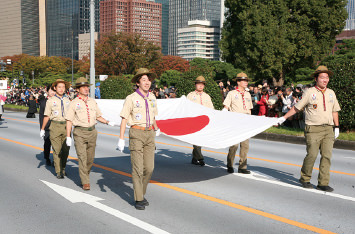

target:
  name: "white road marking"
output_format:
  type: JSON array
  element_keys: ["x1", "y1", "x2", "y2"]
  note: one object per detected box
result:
[
  {"x1": 159, "y1": 154, "x2": 172, "y2": 159},
  {"x1": 230, "y1": 170, "x2": 355, "y2": 202},
  {"x1": 41, "y1": 180, "x2": 170, "y2": 234},
  {"x1": 344, "y1": 157, "x2": 355, "y2": 160}
]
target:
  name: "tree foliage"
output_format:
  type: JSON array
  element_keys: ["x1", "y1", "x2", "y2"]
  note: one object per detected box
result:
[
  {"x1": 157, "y1": 70, "x2": 182, "y2": 88},
  {"x1": 95, "y1": 32, "x2": 162, "y2": 76},
  {"x1": 151, "y1": 55, "x2": 190, "y2": 78},
  {"x1": 175, "y1": 70, "x2": 224, "y2": 110},
  {"x1": 189, "y1": 58, "x2": 240, "y2": 82},
  {"x1": 220, "y1": 0, "x2": 348, "y2": 86},
  {"x1": 100, "y1": 75, "x2": 134, "y2": 99},
  {"x1": 326, "y1": 59, "x2": 354, "y2": 131}
]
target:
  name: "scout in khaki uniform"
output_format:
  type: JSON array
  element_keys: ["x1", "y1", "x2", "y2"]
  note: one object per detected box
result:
[
  {"x1": 279, "y1": 66, "x2": 341, "y2": 192},
  {"x1": 118, "y1": 68, "x2": 160, "y2": 210},
  {"x1": 65, "y1": 77, "x2": 115, "y2": 191},
  {"x1": 40, "y1": 79, "x2": 71, "y2": 178},
  {"x1": 222, "y1": 73, "x2": 253, "y2": 174},
  {"x1": 186, "y1": 76, "x2": 214, "y2": 166}
]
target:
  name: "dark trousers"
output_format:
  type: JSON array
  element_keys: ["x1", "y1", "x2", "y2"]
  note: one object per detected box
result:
[{"x1": 43, "y1": 136, "x2": 51, "y2": 160}]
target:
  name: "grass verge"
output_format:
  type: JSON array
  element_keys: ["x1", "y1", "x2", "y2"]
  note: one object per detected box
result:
[{"x1": 265, "y1": 126, "x2": 355, "y2": 141}]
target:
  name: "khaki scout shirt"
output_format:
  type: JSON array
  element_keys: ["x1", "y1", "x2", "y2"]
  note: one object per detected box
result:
[
  {"x1": 65, "y1": 96, "x2": 102, "y2": 127},
  {"x1": 120, "y1": 91, "x2": 158, "y2": 127},
  {"x1": 295, "y1": 87, "x2": 341, "y2": 126},
  {"x1": 187, "y1": 91, "x2": 214, "y2": 109},
  {"x1": 44, "y1": 96, "x2": 71, "y2": 121},
  {"x1": 223, "y1": 90, "x2": 253, "y2": 114}
]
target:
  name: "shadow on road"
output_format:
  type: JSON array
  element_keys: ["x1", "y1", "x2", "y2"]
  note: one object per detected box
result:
[{"x1": 248, "y1": 165, "x2": 300, "y2": 186}]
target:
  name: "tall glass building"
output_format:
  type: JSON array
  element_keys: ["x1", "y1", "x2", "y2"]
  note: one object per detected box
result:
[
  {"x1": 46, "y1": 0, "x2": 102, "y2": 60},
  {"x1": 168, "y1": 0, "x2": 222, "y2": 56},
  {"x1": 345, "y1": 0, "x2": 355, "y2": 30},
  {"x1": 154, "y1": 0, "x2": 169, "y2": 55}
]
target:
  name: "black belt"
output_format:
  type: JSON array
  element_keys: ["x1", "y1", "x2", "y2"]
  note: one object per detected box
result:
[
  {"x1": 75, "y1": 126, "x2": 95, "y2": 131},
  {"x1": 52, "y1": 120, "x2": 66, "y2": 124}
]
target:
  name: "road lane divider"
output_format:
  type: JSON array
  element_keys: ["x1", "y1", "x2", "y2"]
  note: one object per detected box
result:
[{"x1": 0, "y1": 136, "x2": 336, "y2": 234}]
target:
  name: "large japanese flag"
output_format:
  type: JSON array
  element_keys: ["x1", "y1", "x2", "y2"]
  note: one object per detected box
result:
[{"x1": 96, "y1": 96, "x2": 278, "y2": 149}]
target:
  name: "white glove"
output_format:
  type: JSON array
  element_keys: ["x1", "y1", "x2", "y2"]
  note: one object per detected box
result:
[
  {"x1": 334, "y1": 127, "x2": 339, "y2": 139},
  {"x1": 117, "y1": 139, "x2": 125, "y2": 152},
  {"x1": 277, "y1": 117, "x2": 286, "y2": 125},
  {"x1": 107, "y1": 121, "x2": 117, "y2": 126},
  {"x1": 155, "y1": 128, "x2": 161, "y2": 137},
  {"x1": 66, "y1": 137, "x2": 72, "y2": 147},
  {"x1": 40, "y1": 129, "x2": 45, "y2": 139},
  {"x1": 222, "y1": 108, "x2": 228, "y2": 112}
]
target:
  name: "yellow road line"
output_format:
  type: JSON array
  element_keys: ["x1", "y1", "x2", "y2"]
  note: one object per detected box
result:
[
  {"x1": 0, "y1": 136, "x2": 336, "y2": 234},
  {"x1": 4, "y1": 117, "x2": 354, "y2": 176}
]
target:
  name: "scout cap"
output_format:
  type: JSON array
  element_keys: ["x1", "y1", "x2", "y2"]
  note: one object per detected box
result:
[
  {"x1": 312, "y1": 65, "x2": 333, "y2": 78},
  {"x1": 132, "y1": 68, "x2": 157, "y2": 84},
  {"x1": 74, "y1": 77, "x2": 92, "y2": 88},
  {"x1": 52, "y1": 79, "x2": 70, "y2": 89},
  {"x1": 195, "y1": 76, "x2": 206, "y2": 84},
  {"x1": 233, "y1": 72, "x2": 249, "y2": 81}
]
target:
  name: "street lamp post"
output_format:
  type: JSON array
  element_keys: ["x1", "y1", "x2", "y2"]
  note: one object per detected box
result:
[{"x1": 71, "y1": 30, "x2": 74, "y2": 85}]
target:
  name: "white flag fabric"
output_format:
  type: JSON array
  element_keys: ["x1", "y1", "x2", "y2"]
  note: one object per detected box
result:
[{"x1": 96, "y1": 96, "x2": 278, "y2": 149}]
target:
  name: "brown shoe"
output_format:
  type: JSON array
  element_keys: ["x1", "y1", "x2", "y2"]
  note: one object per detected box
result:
[{"x1": 83, "y1": 184, "x2": 90, "y2": 190}]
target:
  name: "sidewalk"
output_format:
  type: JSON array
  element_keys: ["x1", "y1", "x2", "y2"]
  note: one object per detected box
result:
[{"x1": 5, "y1": 107, "x2": 354, "y2": 151}]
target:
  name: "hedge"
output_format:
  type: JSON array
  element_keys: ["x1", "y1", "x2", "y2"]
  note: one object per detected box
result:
[
  {"x1": 326, "y1": 60, "x2": 354, "y2": 131},
  {"x1": 101, "y1": 74, "x2": 134, "y2": 99}
]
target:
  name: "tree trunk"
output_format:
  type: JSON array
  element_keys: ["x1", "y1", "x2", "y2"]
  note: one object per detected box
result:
[{"x1": 272, "y1": 70, "x2": 284, "y2": 86}]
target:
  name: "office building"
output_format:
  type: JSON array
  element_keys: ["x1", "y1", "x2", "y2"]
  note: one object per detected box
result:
[
  {"x1": 79, "y1": 32, "x2": 99, "y2": 59},
  {"x1": 100, "y1": 0, "x2": 162, "y2": 46},
  {"x1": 46, "y1": 0, "x2": 102, "y2": 60},
  {"x1": 345, "y1": 0, "x2": 355, "y2": 30},
  {"x1": 154, "y1": 0, "x2": 169, "y2": 54},
  {"x1": 177, "y1": 20, "x2": 220, "y2": 61},
  {"x1": 0, "y1": 0, "x2": 40, "y2": 57},
  {"x1": 168, "y1": 0, "x2": 222, "y2": 56}
]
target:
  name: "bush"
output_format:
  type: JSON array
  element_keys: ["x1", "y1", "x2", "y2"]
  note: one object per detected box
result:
[
  {"x1": 101, "y1": 75, "x2": 134, "y2": 99},
  {"x1": 175, "y1": 69, "x2": 224, "y2": 110},
  {"x1": 326, "y1": 60, "x2": 354, "y2": 131},
  {"x1": 157, "y1": 70, "x2": 182, "y2": 88}
]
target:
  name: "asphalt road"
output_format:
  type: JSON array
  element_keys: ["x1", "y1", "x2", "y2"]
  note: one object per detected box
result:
[{"x1": 0, "y1": 111, "x2": 354, "y2": 234}]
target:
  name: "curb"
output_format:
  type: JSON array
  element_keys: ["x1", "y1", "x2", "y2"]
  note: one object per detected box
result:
[
  {"x1": 4, "y1": 107, "x2": 355, "y2": 151},
  {"x1": 4, "y1": 107, "x2": 28, "y2": 113},
  {"x1": 253, "y1": 132, "x2": 355, "y2": 151}
]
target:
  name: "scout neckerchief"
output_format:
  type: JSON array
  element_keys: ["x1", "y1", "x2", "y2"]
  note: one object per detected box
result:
[
  {"x1": 235, "y1": 87, "x2": 246, "y2": 110},
  {"x1": 54, "y1": 94, "x2": 65, "y2": 117},
  {"x1": 78, "y1": 96, "x2": 90, "y2": 123},
  {"x1": 314, "y1": 86, "x2": 326, "y2": 111},
  {"x1": 135, "y1": 89, "x2": 151, "y2": 128},
  {"x1": 195, "y1": 90, "x2": 203, "y2": 105}
]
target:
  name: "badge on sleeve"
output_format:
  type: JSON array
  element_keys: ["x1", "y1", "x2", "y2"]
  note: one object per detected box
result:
[
  {"x1": 313, "y1": 104, "x2": 317, "y2": 109},
  {"x1": 135, "y1": 100, "x2": 140, "y2": 107},
  {"x1": 193, "y1": 96, "x2": 196, "y2": 100},
  {"x1": 311, "y1": 94, "x2": 316, "y2": 100},
  {"x1": 151, "y1": 99, "x2": 156, "y2": 108},
  {"x1": 53, "y1": 101, "x2": 57, "y2": 107},
  {"x1": 235, "y1": 95, "x2": 239, "y2": 99},
  {"x1": 135, "y1": 113, "x2": 142, "y2": 120},
  {"x1": 76, "y1": 103, "x2": 81, "y2": 110}
]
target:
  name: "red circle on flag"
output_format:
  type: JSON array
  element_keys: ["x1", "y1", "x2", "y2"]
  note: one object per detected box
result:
[{"x1": 156, "y1": 115, "x2": 210, "y2": 136}]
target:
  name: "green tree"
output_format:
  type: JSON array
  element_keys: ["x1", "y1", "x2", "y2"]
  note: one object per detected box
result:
[
  {"x1": 100, "y1": 75, "x2": 134, "y2": 99},
  {"x1": 175, "y1": 70, "x2": 223, "y2": 110},
  {"x1": 323, "y1": 39, "x2": 355, "y2": 65},
  {"x1": 95, "y1": 32, "x2": 162, "y2": 76},
  {"x1": 327, "y1": 60, "x2": 354, "y2": 131},
  {"x1": 157, "y1": 70, "x2": 182, "y2": 88},
  {"x1": 220, "y1": 0, "x2": 348, "y2": 86}
]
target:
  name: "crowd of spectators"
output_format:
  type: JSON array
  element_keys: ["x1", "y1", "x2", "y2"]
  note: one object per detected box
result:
[{"x1": 219, "y1": 81, "x2": 311, "y2": 129}]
